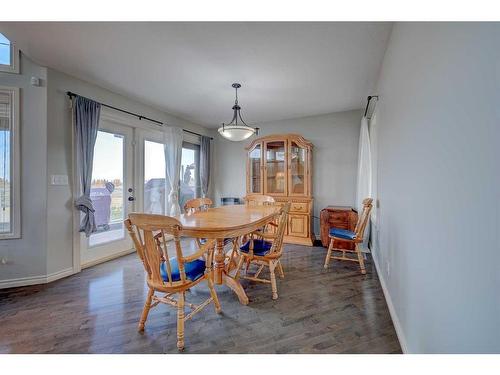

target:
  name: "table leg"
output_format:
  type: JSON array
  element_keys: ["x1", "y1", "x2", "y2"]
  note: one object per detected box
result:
[
  {"x1": 214, "y1": 238, "x2": 226, "y2": 285},
  {"x1": 223, "y1": 273, "x2": 249, "y2": 305},
  {"x1": 213, "y1": 238, "x2": 249, "y2": 305}
]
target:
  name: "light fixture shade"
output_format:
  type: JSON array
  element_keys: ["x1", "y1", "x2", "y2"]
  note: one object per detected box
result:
[{"x1": 218, "y1": 125, "x2": 256, "y2": 142}]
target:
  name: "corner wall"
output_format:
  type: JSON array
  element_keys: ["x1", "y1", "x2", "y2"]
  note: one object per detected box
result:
[
  {"x1": 0, "y1": 55, "x2": 48, "y2": 286},
  {"x1": 372, "y1": 22, "x2": 500, "y2": 353}
]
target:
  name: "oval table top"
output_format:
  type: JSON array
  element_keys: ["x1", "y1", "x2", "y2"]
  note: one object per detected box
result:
[{"x1": 176, "y1": 204, "x2": 280, "y2": 238}]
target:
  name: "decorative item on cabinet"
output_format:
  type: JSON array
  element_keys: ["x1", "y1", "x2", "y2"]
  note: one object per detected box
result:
[
  {"x1": 320, "y1": 206, "x2": 358, "y2": 250},
  {"x1": 245, "y1": 134, "x2": 314, "y2": 246}
]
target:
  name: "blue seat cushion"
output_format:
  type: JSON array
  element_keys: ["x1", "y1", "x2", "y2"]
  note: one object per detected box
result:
[
  {"x1": 329, "y1": 227, "x2": 356, "y2": 240},
  {"x1": 240, "y1": 239, "x2": 272, "y2": 256},
  {"x1": 160, "y1": 258, "x2": 206, "y2": 282}
]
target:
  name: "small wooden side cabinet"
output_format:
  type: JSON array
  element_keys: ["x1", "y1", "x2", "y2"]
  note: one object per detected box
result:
[{"x1": 320, "y1": 206, "x2": 358, "y2": 250}]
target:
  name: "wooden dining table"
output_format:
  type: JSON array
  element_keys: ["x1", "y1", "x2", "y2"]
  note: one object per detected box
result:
[{"x1": 177, "y1": 204, "x2": 281, "y2": 305}]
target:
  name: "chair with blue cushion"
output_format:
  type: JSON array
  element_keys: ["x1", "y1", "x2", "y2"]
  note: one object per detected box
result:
[
  {"x1": 323, "y1": 198, "x2": 373, "y2": 274},
  {"x1": 125, "y1": 213, "x2": 221, "y2": 351},
  {"x1": 184, "y1": 197, "x2": 213, "y2": 251},
  {"x1": 233, "y1": 202, "x2": 290, "y2": 300}
]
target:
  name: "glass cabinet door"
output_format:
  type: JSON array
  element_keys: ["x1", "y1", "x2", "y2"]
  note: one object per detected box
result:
[
  {"x1": 264, "y1": 140, "x2": 286, "y2": 195},
  {"x1": 289, "y1": 141, "x2": 308, "y2": 196},
  {"x1": 248, "y1": 143, "x2": 262, "y2": 193}
]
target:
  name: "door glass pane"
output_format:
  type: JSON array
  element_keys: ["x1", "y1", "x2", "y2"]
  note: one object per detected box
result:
[
  {"x1": 144, "y1": 140, "x2": 166, "y2": 214},
  {"x1": 0, "y1": 91, "x2": 11, "y2": 233},
  {"x1": 180, "y1": 145, "x2": 199, "y2": 210},
  {"x1": 89, "y1": 131, "x2": 125, "y2": 247},
  {"x1": 290, "y1": 141, "x2": 306, "y2": 194},
  {"x1": 265, "y1": 141, "x2": 285, "y2": 194},
  {"x1": 249, "y1": 144, "x2": 261, "y2": 193}
]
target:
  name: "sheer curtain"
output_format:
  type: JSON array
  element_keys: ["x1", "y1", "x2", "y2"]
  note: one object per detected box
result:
[
  {"x1": 369, "y1": 112, "x2": 378, "y2": 229},
  {"x1": 73, "y1": 96, "x2": 101, "y2": 237},
  {"x1": 356, "y1": 116, "x2": 372, "y2": 250},
  {"x1": 199, "y1": 135, "x2": 211, "y2": 198},
  {"x1": 164, "y1": 126, "x2": 183, "y2": 216}
]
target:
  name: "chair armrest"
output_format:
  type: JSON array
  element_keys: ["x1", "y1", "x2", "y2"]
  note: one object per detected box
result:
[{"x1": 251, "y1": 230, "x2": 277, "y2": 240}]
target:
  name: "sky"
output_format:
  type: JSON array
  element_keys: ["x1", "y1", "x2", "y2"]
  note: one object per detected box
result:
[
  {"x1": 0, "y1": 33, "x2": 11, "y2": 66},
  {"x1": 92, "y1": 131, "x2": 195, "y2": 182}
]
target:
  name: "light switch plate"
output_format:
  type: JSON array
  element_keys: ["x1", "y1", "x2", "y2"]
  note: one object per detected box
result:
[{"x1": 51, "y1": 174, "x2": 69, "y2": 186}]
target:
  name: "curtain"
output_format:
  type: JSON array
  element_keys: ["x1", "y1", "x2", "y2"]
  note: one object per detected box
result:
[
  {"x1": 356, "y1": 116, "x2": 372, "y2": 251},
  {"x1": 199, "y1": 135, "x2": 211, "y2": 198},
  {"x1": 74, "y1": 96, "x2": 101, "y2": 237},
  {"x1": 369, "y1": 112, "x2": 378, "y2": 228},
  {"x1": 164, "y1": 126, "x2": 183, "y2": 216}
]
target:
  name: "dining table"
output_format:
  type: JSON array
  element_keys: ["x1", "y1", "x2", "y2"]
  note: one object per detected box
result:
[{"x1": 177, "y1": 204, "x2": 281, "y2": 305}]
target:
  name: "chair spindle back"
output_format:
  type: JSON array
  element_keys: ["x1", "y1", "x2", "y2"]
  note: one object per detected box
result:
[
  {"x1": 184, "y1": 197, "x2": 213, "y2": 214},
  {"x1": 269, "y1": 202, "x2": 290, "y2": 256},
  {"x1": 244, "y1": 194, "x2": 276, "y2": 206},
  {"x1": 125, "y1": 213, "x2": 187, "y2": 288},
  {"x1": 354, "y1": 198, "x2": 373, "y2": 240}
]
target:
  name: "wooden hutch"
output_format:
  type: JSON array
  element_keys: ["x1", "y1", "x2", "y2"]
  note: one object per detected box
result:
[{"x1": 245, "y1": 134, "x2": 314, "y2": 246}]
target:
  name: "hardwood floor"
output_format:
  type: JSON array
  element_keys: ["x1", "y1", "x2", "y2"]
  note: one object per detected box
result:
[{"x1": 0, "y1": 242, "x2": 401, "y2": 354}]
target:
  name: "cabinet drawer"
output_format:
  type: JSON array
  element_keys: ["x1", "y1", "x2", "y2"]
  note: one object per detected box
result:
[
  {"x1": 290, "y1": 202, "x2": 309, "y2": 213},
  {"x1": 329, "y1": 211, "x2": 348, "y2": 221}
]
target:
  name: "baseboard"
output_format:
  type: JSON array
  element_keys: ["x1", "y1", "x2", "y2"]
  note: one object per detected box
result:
[
  {"x1": 81, "y1": 248, "x2": 135, "y2": 269},
  {"x1": 0, "y1": 267, "x2": 74, "y2": 289},
  {"x1": 46, "y1": 267, "x2": 74, "y2": 283},
  {"x1": 371, "y1": 251, "x2": 409, "y2": 353}
]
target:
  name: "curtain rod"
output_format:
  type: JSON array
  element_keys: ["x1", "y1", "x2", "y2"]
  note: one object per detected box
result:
[{"x1": 66, "y1": 91, "x2": 213, "y2": 140}]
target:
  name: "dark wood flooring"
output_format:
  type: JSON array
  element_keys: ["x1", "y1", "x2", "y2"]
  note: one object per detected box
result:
[{"x1": 0, "y1": 242, "x2": 401, "y2": 353}]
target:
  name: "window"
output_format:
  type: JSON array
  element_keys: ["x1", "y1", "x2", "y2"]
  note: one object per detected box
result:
[
  {"x1": 180, "y1": 142, "x2": 200, "y2": 210},
  {"x1": 143, "y1": 140, "x2": 166, "y2": 215},
  {"x1": 0, "y1": 87, "x2": 20, "y2": 238},
  {"x1": 0, "y1": 33, "x2": 19, "y2": 74}
]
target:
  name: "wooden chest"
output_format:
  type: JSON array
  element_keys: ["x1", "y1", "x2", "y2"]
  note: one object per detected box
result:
[{"x1": 320, "y1": 206, "x2": 358, "y2": 250}]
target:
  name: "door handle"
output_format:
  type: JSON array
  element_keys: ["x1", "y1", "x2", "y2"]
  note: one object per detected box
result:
[{"x1": 128, "y1": 197, "x2": 135, "y2": 201}]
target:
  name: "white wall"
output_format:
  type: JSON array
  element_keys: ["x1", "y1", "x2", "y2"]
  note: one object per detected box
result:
[
  {"x1": 212, "y1": 110, "x2": 361, "y2": 234},
  {"x1": 0, "y1": 55, "x2": 48, "y2": 285},
  {"x1": 372, "y1": 23, "x2": 500, "y2": 353}
]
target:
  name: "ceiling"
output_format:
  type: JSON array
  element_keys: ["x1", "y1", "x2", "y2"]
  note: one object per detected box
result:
[{"x1": 1, "y1": 22, "x2": 392, "y2": 127}]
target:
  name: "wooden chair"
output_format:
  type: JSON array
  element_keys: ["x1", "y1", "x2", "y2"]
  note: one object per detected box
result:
[
  {"x1": 183, "y1": 198, "x2": 214, "y2": 253},
  {"x1": 125, "y1": 213, "x2": 221, "y2": 351},
  {"x1": 323, "y1": 198, "x2": 373, "y2": 275},
  {"x1": 184, "y1": 197, "x2": 213, "y2": 214},
  {"x1": 244, "y1": 194, "x2": 276, "y2": 206},
  {"x1": 233, "y1": 202, "x2": 290, "y2": 300}
]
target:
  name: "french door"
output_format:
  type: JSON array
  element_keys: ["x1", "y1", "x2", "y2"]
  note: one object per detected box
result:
[
  {"x1": 77, "y1": 115, "x2": 201, "y2": 268},
  {"x1": 80, "y1": 119, "x2": 135, "y2": 267}
]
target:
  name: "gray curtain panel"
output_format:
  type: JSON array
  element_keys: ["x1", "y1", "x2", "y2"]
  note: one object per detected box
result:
[
  {"x1": 74, "y1": 96, "x2": 101, "y2": 236},
  {"x1": 199, "y1": 135, "x2": 211, "y2": 198}
]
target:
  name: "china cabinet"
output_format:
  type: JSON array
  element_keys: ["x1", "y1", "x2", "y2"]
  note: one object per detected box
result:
[{"x1": 246, "y1": 134, "x2": 314, "y2": 246}]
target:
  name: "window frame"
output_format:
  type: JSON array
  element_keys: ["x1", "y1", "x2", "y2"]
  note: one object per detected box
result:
[
  {"x1": 0, "y1": 86, "x2": 21, "y2": 239},
  {"x1": 0, "y1": 34, "x2": 20, "y2": 74}
]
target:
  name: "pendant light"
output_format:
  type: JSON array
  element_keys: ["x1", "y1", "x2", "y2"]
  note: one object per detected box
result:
[{"x1": 218, "y1": 83, "x2": 258, "y2": 141}]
